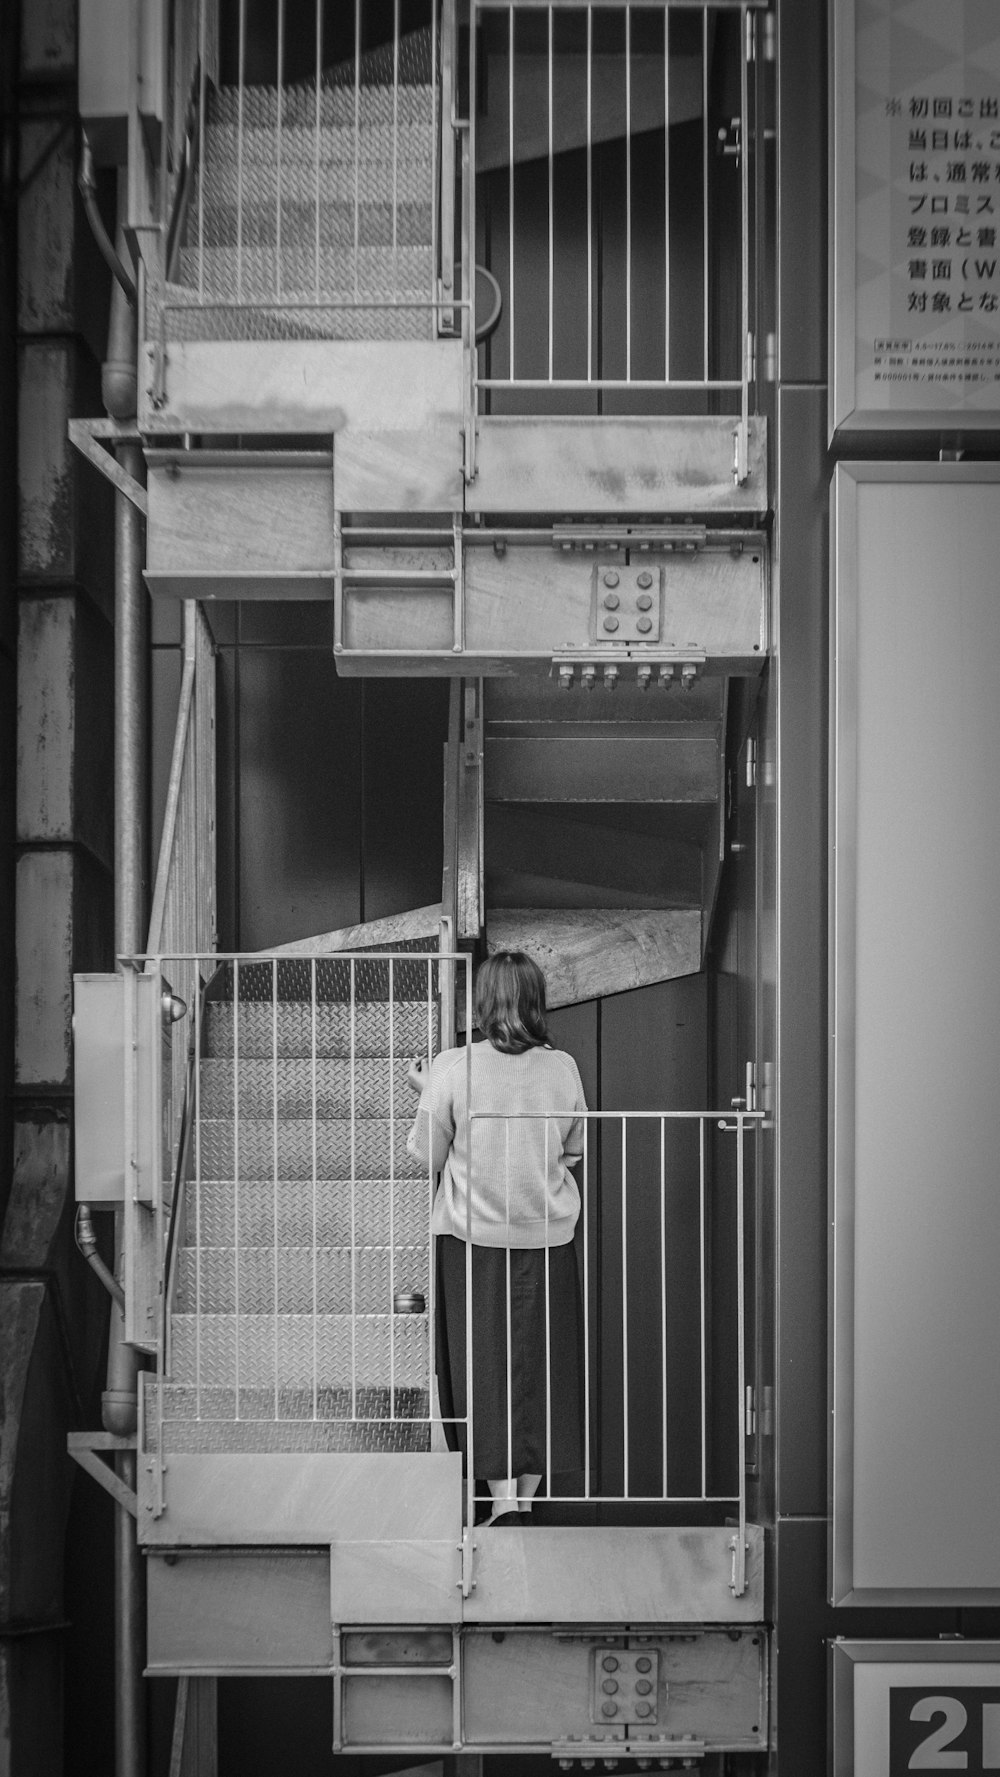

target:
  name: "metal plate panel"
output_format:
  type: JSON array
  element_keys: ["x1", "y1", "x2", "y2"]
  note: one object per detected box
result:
[
  {"x1": 332, "y1": 1540, "x2": 462, "y2": 1625},
  {"x1": 147, "y1": 1552, "x2": 332, "y2": 1672},
  {"x1": 469, "y1": 418, "x2": 768, "y2": 515},
  {"x1": 463, "y1": 1526, "x2": 764, "y2": 1623},
  {"x1": 73, "y1": 974, "x2": 124, "y2": 1203},
  {"x1": 141, "y1": 339, "x2": 465, "y2": 435},
  {"x1": 139, "y1": 1451, "x2": 462, "y2": 1545},
  {"x1": 485, "y1": 737, "x2": 719, "y2": 803},
  {"x1": 831, "y1": 464, "x2": 1000, "y2": 1602}
]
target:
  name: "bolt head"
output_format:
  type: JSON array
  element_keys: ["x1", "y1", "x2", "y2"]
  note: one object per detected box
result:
[
  {"x1": 602, "y1": 570, "x2": 620, "y2": 588},
  {"x1": 636, "y1": 570, "x2": 653, "y2": 589},
  {"x1": 603, "y1": 592, "x2": 620, "y2": 611},
  {"x1": 603, "y1": 616, "x2": 619, "y2": 633},
  {"x1": 636, "y1": 617, "x2": 653, "y2": 634}
]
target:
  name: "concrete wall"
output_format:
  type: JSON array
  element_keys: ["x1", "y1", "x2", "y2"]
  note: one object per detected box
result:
[{"x1": 1, "y1": 2, "x2": 119, "y2": 1769}]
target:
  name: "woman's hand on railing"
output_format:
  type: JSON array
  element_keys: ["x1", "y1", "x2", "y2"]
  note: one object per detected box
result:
[{"x1": 407, "y1": 1056, "x2": 430, "y2": 1095}]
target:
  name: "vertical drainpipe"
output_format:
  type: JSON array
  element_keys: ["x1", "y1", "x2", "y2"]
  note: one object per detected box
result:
[{"x1": 101, "y1": 177, "x2": 149, "y2": 1777}]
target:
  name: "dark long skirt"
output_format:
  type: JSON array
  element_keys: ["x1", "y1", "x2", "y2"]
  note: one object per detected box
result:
[{"x1": 435, "y1": 1234, "x2": 584, "y2": 1478}]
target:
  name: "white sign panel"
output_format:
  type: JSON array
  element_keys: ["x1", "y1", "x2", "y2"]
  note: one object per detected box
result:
[
  {"x1": 832, "y1": 1645, "x2": 1000, "y2": 1776},
  {"x1": 831, "y1": 0, "x2": 1000, "y2": 431}
]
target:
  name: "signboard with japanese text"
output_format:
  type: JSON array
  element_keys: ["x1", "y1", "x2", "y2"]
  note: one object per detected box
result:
[
  {"x1": 831, "y1": 0, "x2": 1000, "y2": 431},
  {"x1": 832, "y1": 1645, "x2": 1000, "y2": 1776}
]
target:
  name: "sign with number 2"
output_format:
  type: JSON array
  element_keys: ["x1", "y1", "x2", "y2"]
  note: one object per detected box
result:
[{"x1": 890, "y1": 1689, "x2": 1000, "y2": 1773}]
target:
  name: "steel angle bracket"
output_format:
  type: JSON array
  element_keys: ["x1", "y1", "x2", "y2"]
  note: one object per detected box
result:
[
  {"x1": 67, "y1": 1432, "x2": 138, "y2": 1517},
  {"x1": 460, "y1": 1526, "x2": 477, "y2": 1599},
  {"x1": 68, "y1": 418, "x2": 148, "y2": 516},
  {"x1": 551, "y1": 1740, "x2": 707, "y2": 1764}
]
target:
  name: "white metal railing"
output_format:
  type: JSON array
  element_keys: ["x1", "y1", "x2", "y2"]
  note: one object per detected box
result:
[
  {"x1": 472, "y1": 0, "x2": 757, "y2": 451},
  {"x1": 135, "y1": 947, "x2": 757, "y2": 1560},
  {"x1": 151, "y1": 0, "x2": 464, "y2": 354}
]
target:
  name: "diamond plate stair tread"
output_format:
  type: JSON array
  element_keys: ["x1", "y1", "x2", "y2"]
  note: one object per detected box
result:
[
  {"x1": 204, "y1": 1000, "x2": 434, "y2": 1059},
  {"x1": 169, "y1": 1311, "x2": 430, "y2": 1389},
  {"x1": 183, "y1": 1178, "x2": 431, "y2": 1250},
  {"x1": 174, "y1": 1243, "x2": 430, "y2": 1314},
  {"x1": 197, "y1": 1117, "x2": 422, "y2": 1180},
  {"x1": 198, "y1": 1055, "x2": 413, "y2": 1119},
  {"x1": 198, "y1": 155, "x2": 433, "y2": 207}
]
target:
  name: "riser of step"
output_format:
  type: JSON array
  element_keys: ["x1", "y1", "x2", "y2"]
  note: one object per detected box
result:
[
  {"x1": 203, "y1": 130, "x2": 435, "y2": 183},
  {"x1": 174, "y1": 1243, "x2": 430, "y2": 1315},
  {"x1": 177, "y1": 243, "x2": 433, "y2": 295},
  {"x1": 204, "y1": 1001, "x2": 435, "y2": 1060},
  {"x1": 180, "y1": 1177, "x2": 430, "y2": 1251},
  {"x1": 161, "y1": 299, "x2": 435, "y2": 344},
  {"x1": 187, "y1": 201, "x2": 433, "y2": 253},
  {"x1": 169, "y1": 1311, "x2": 429, "y2": 1389},
  {"x1": 211, "y1": 86, "x2": 434, "y2": 133},
  {"x1": 194, "y1": 1117, "x2": 423, "y2": 1181},
  {"x1": 146, "y1": 1383, "x2": 431, "y2": 1452},
  {"x1": 197, "y1": 1056, "x2": 413, "y2": 1120}
]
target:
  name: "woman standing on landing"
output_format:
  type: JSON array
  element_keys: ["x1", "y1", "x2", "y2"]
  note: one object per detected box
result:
[{"x1": 406, "y1": 952, "x2": 586, "y2": 1525}]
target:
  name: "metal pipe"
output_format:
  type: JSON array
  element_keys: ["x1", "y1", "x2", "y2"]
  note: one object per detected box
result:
[
  {"x1": 78, "y1": 138, "x2": 137, "y2": 306},
  {"x1": 75, "y1": 1206, "x2": 125, "y2": 1310},
  {"x1": 103, "y1": 176, "x2": 137, "y2": 419}
]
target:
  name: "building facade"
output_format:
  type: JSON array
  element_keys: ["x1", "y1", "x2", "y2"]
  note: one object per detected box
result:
[{"x1": 3, "y1": 2, "x2": 1000, "y2": 1774}]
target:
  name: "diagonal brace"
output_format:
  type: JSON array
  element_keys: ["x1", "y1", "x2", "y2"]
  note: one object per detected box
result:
[
  {"x1": 68, "y1": 1432, "x2": 138, "y2": 1517},
  {"x1": 68, "y1": 418, "x2": 148, "y2": 517}
]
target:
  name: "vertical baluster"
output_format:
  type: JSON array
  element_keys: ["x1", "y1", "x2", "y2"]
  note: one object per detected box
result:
[
  {"x1": 350, "y1": 958, "x2": 357, "y2": 1419},
  {"x1": 315, "y1": 0, "x2": 323, "y2": 304},
  {"x1": 392, "y1": 0, "x2": 400, "y2": 300},
  {"x1": 582, "y1": 1116, "x2": 590, "y2": 1499},
  {"x1": 426, "y1": 958, "x2": 435, "y2": 1424},
  {"x1": 194, "y1": 954, "x2": 203, "y2": 1421},
  {"x1": 625, "y1": 4, "x2": 632, "y2": 383},
  {"x1": 276, "y1": 0, "x2": 284, "y2": 301},
  {"x1": 699, "y1": 1113, "x2": 707, "y2": 1498},
  {"x1": 508, "y1": 3, "x2": 515, "y2": 379},
  {"x1": 547, "y1": 5, "x2": 554, "y2": 383},
  {"x1": 740, "y1": 4, "x2": 751, "y2": 447},
  {"x1": 544, "y1": 1118, "x2": 552, "y2": 1497},
  {"x1": 586, "y1": 6, "x2": 593, "y2": 384},
  {"x1": 233, "y1": 958, "x2": 241, "y2": 1419},
  {"x1": 311, "y1": 959, "x2": 318, "y2": 1421},
  {"x1": 353, "y1": 0, "x2": 361, "y2": 303},
  {"x1": 736, "y1": 1113, "x2": 747, "y2": 1574},
  {"x1": 465, "y1": 971, "x2": 475, "y2": 1524},
  {"x1": 621, "y1": 1117, "x2": 629, "y2": 1499},
  {"x1": 702, "y1": 7, "x2": 709, "y2": 384},
  {"x1": 660, "y1": 1116, "x2": 667, "y2": 1498},
  {"x1": 272, "y1": 959, "x2": 279, "y2": 1420},
  {"x1": 236, "y1": 0, "x2": 246, "y2": 303},
  {"x1": 389, "y1": 959, "x2": 396, "y2": 1419},
  {"x1": 505, "y1": 1119, "x2": 513, "y2": 1490},
  {"x1": 431, "y1": 0, "x2": 439, "y2": 323},
  {"x1": 663, "y1": 6, "x2": 670, "y2": 381},
  {"x1": 197, "y1": 0, "x2": 206, "y2": 304}
]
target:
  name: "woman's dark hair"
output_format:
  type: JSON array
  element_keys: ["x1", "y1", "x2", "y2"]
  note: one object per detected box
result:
[{"x1": 475, "y1": 951, "x2": 550, "y2": 1054}]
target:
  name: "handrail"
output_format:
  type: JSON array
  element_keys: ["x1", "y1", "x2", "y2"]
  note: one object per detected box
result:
[{"x1": 146, "y1": 603, "x2": 198, "y2": 963}]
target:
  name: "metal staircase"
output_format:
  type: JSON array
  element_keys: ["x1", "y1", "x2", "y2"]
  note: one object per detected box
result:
[
  {"x1": 147, "y1": 954, "x2": 440, "y2": 1458},
  {"x1": 164, "y1": 25, "x2": 438, "y2": 343}
]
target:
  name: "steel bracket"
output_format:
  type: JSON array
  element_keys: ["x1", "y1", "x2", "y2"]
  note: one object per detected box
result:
[
  {"x1": 67, "y1": 1432, "x2": 138, "y2": 1517},
  {"x1": 68, "y1": 418, "x2": 148, "y2": 517},
  {"x1": 460, "y1": 1526, "x2": 477, "y2": 1598},
  {"x1": 729, "y1": 1532, "x2": 748, "y2": 1597}
]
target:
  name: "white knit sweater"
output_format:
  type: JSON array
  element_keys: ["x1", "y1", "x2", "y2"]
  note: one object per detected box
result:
[{"x1": 406, "y1": 1042, "x2": 587, "y2": 1248}]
